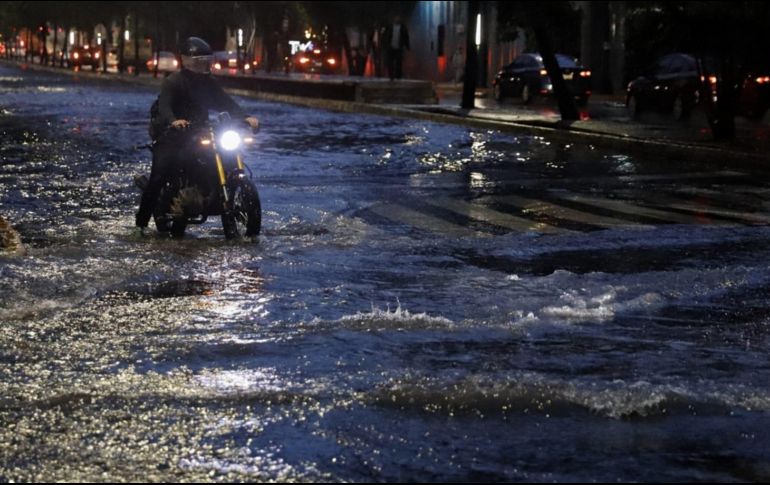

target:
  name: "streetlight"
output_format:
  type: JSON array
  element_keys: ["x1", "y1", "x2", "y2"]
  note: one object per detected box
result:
[
  {"x1": 237, "y1": 28, "x2": 244, "y2": 73},
  {"x1": 475, "y1": 13, "x2": 482, "y2": 47}
]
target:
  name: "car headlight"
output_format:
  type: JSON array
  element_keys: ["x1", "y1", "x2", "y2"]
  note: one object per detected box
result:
[{"x1": 219, "y1": 130, "x2": 242, "y2": 151}]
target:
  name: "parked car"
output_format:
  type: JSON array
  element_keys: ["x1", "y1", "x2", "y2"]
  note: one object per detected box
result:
[
  {"x1": 627, "y1": 53, "x2": 770, "y2": 121},
  {"x1": 738, "y1": 70, "x2": 770, "y2": 120},
  {"x1": 69, "y1": 45, "x2": 100, "y2": 69},
  {"x1": 210, "y1": 51, "x2": 254, "y2": 73},
  {"x1": 625, "y1": 53, "x2": 707, "y2": 121},
  {"x1": 492, "y1": 53, "x2": 592, "y2": 105},
  {"x1": 289, "y1": 48, "x2": 340, "y2": 75},
  {"x1": 146, "y1": 51, "x2": 179, "y2": 73}
]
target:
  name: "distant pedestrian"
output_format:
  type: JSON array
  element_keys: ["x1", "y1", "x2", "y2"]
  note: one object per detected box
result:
[
  {"x1": 451, "y1": 46, "x2": 464, "y2": 85},
  {"x1": 350, "y1": 47, "x2": 366, "y2": 76},
  {"x1": 383, "y1": 16, "x2": 410, "y2": 80},
  {"x1": 266, "y1": 31, "x2": 279, "y2": 73}
]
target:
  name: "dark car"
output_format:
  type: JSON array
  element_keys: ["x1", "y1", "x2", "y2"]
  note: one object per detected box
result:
[
  {"x1": 69, "y1": 45, "x2": 101, "y2": 69},
  {"x1": 738, "y1": 71, "x2": 770, "y2": 120},
  {"x1": 146, "y1": 51, "x2": 179, "y2": 73},
  {"x1": 290, "y1": 48, "x2": 340, "y2": 75},
  {"x1": 626, "y1": 53, "x2": 707, "y2": 121},
  {"x1": 627, "y1": 53, "x2": 770, "y2": 121},
  {"x1": 492, "y1": 53, "x2": 592, "y2": 105},
  {"x1": 210, "y1": 51, "x2": 254, "y2": 74}
]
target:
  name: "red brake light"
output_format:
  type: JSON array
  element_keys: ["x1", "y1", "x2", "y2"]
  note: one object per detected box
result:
[
  {"x1": 756, "y1": 76, "x2": 770, "y2": 84},
  {"x1": 580, "y1": 70, "x2": 591, "y2": 77}
]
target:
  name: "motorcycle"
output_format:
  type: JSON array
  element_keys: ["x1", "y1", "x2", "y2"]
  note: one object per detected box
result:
[{"x1": 137, "y1": 113, "x2": 262, "y2": 240}]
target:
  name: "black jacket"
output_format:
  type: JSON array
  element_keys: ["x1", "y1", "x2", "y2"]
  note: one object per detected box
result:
[
  {"x1": 157, "y1": 68, "x2": 246, "y2": 128},
  {"x1": 383, "y1": 23, "x2": 410, "y2": 51}
]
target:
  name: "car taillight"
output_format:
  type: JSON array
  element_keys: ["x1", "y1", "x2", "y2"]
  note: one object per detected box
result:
[
  {"x1": 579, "y1": 70, "x2": 591, "y2": 77},
  {"x1": 756, "y1": 76, "x2": 770, "y2": 84},
  {"x1": 214, "y1": 62, "x2": 222, "y2": 70},
  {"x1": 540, "y1": 69, "x2": 548, "y2": 76},
  {"x1": 299, "y1": 57, "x2": 310, "y2": 64},
  {"x1": 173, "y1": 59, "x2": 178, "y2": 67},
  {"x1": 244, "y1": 63, "x2": 251, "y2": 70},
  {"x1": 327, "y1": 58, "x2": 336, "y2": 65},
  {"x1": 73, "y1": 52, "x2": 79, "y2": 59},
  {"x1": 701, "y1": 75, "x2": 718, "y2": 84}
]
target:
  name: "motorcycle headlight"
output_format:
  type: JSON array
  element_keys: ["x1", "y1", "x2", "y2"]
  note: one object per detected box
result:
[{"x1": 219, "y1": 130, "x2": 242, "y2": 151}]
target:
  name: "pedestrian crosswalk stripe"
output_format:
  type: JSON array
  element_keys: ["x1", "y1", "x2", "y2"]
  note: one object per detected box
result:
[
  {"x1": 615, "y1": 189, "x2": 770, "y2": 225},
  {"x1": 614, "y1": 170, "x2": 747, "y2": 183},
  {"x1": 555, "y1": 193, "x2": 712, "y2": 225},
  {"x1": 647, "y1": 200, "x2": 770, "y2": 225},
  {"x1": 480, "y1": 170, "x2": 749, "y2": 188},
  {"x1": 494, "y1": 194, "x2": 655, "y2": 230},
  {"x1": 368, "y1": 203, "x2": 486, "y2": 238},
  {"x1": 426, "y1": 197, "x2": 567, "y2": 234}
]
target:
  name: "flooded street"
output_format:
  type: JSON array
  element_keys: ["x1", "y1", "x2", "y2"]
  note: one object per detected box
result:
[{"x1": 3, "y1": 65, "x2": 770, "y2": 481}]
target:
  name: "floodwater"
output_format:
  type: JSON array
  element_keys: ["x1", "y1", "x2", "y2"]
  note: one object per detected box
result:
[{"x1": 2, "y1": 65, "x2": 770, "y2": 481}]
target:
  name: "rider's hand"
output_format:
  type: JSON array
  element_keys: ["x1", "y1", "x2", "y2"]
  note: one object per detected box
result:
[
  {"x1": 171, "y1": 119, "x2": 190, "y2": 129},
  {"x1": 244, "y1": 116, "x2": 259, "y2": 132}
]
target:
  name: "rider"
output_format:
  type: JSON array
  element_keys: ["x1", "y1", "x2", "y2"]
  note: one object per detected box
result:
[{"x1": 135, "y1": 36, "x2": 259, "y2": 233}]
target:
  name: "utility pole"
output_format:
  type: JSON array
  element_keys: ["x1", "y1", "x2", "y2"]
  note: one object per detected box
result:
[{"x1": 461, "y1": 0, "x2": 480, "y2": 109}]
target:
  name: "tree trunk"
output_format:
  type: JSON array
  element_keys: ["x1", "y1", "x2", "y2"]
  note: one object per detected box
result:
[
  {"x1": 51, "y1": 23, "x2": 58, "y2": 67},
  {"x1": 118, "y1": 15, "x2": 126, "y2": 73},
  {"x1": 462, "y1": 0, "x2": 480, "y2": 109},
  {"x1": 102, "y1": 22, "x2": 109, "y2": 73},
  {"x1": 133, "y1": 14, "x2": 140, "y2": 76},
  {"x1": 711, "y1": 56, "x2": 737, "y2": 141},
  {"x1": 26, "y1": 29, "x2": 31, "y2": 62},
  {"x1": 534, "y1": 23, "x2": 579, "y2": 121},
  {"x1": 60, "y1": 30, "x2": 68, "y2": 67},
  {"x1": 153, "y1": 11, "x2": 160, "y2": 78}
]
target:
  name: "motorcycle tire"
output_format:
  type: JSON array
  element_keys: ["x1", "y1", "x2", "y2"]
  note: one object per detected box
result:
[
  {"x1": 171, "y1": 218, "x2": 187, "y2": 239},
  {"x1": 152, "y1": 185, "x2": 174, "y2": 232},
  {"x1": 222, "y1": 179, "x2": 262, "y2": 240}
]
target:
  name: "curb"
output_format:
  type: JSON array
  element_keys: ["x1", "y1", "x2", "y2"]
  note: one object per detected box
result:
[{"x1": 3, "y1": 59, "x2": 768, "y2": 167}]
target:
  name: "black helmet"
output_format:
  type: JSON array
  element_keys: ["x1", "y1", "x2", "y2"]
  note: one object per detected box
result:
[{"x1": 180, "y1": 37, "x2": 212, "y2": 57}]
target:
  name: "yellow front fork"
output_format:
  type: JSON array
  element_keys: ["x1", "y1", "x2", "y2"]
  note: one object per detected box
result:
[{"x1": 215, "y1": 152, "x2": 229, "y2": 204}]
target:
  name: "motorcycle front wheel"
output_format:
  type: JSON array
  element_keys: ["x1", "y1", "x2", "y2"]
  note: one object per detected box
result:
[{"x1": 222, "y1": 179, "x2": 262, "y2": 240}]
